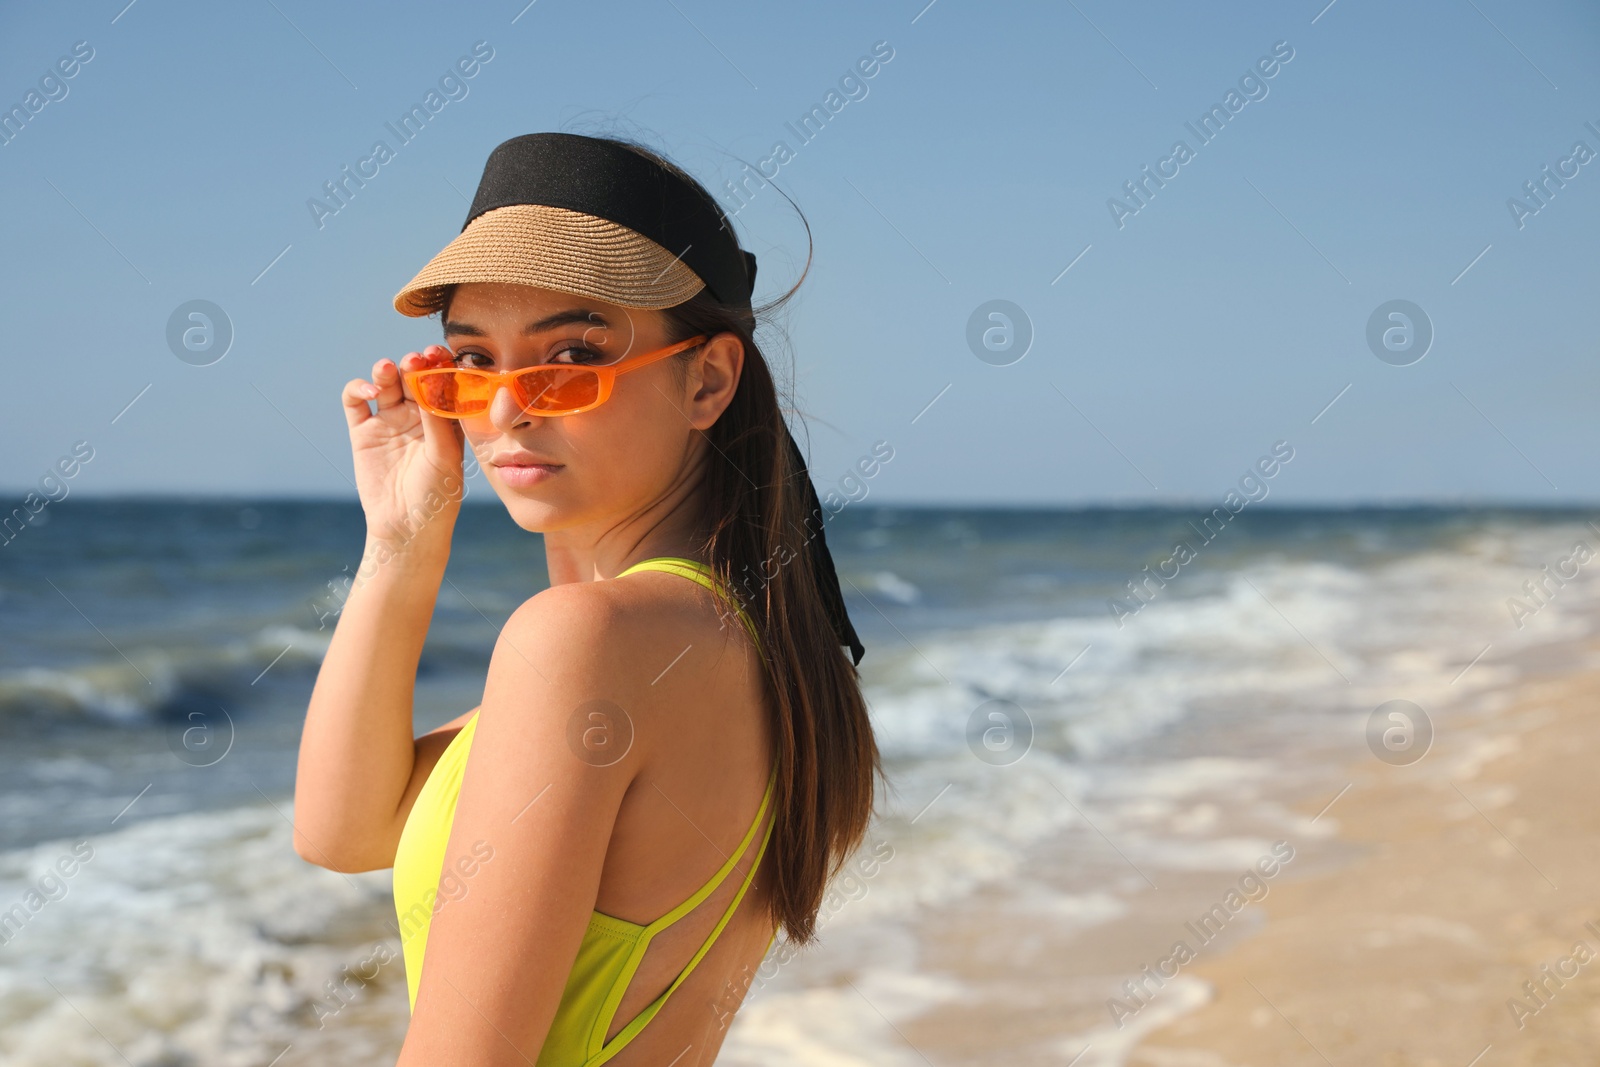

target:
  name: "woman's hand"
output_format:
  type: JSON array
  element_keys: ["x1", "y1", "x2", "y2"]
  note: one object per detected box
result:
[{"x1": 342, "y1": 345, "x2": 466, "y2": 550}]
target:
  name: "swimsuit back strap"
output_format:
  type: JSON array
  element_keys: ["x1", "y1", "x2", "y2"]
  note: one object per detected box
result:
[
  {"x1": 642, "y1": 762, "x2": 777, "y2": 936},
  {"x1": 587, "y1": 557, "x2": 775, "y2": 1065},
  {"x1": 587, "y1": 765, "x2": 779, "y2": 1065}
]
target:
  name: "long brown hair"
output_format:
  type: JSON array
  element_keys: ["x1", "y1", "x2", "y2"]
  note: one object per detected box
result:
[{"x1": 443, "y1": 136, "x2": 881, "y2": 946}]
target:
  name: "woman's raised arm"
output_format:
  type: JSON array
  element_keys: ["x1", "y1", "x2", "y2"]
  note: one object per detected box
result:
[{"x1": 292, "y1": 346, "x2": 468, "y2": 872}]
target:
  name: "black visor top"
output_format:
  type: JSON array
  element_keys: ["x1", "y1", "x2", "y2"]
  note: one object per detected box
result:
[{"x1": 465, "y1": 132, "x2": 758, "y2": 309}]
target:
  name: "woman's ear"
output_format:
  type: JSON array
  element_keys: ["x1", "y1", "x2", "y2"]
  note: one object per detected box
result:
[{"x1": 686, "y1": 332, "x2": 744, "y2": 430}]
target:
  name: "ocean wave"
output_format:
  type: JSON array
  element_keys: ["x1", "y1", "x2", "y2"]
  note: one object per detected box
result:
[{"x1": 0, "y1": 625, "x2": 334, "y2": 728}]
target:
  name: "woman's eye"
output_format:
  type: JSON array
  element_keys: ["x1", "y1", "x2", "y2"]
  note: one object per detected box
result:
[
  {"x1": 451, "y1": 351, "x2": 490, "y2": 368},
  {"x1": 549, "y1": 344, "x2": 606, "y2": 365}
]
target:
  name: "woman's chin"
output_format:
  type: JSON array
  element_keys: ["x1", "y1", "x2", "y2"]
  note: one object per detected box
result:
[{"x1": 497, "y1": 494, "x2": 575, "y2": 534}]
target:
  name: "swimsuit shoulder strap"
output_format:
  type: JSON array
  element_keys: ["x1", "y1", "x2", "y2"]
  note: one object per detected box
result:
[{"x1": 616, "y1": 556, "x2": 761, "y2": 649}]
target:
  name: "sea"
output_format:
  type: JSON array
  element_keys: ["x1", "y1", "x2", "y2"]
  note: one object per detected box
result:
[{"x1": 2, "y1": 500, "x2": 1597, "y2": 1065}]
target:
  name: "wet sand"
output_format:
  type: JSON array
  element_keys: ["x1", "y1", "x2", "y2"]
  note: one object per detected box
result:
[{"x1": 1133, "y1": 653, "x2": 1600, "y2": 1066}]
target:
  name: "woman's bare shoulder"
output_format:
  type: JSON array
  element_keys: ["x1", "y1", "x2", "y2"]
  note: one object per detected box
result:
[
  {"x1": 513, "y1": 567, "x2": 748, "y2": 655},
  {"x1": 477, "y1": 574, "x2": 722, "y2": 748},
  {"x1": 485, "y1": 569, "x2": 759, "y2": 763}
]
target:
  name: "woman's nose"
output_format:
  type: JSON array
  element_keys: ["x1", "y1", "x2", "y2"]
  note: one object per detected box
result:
[{"x1": 488, "y1": 381, "x2": 538, "y2": 430}]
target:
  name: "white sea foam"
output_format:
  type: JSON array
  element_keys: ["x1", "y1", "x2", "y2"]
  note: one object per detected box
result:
[
  {"x1": 719, "y1": 967, "x2": 967, "y2": 1067},
  {"x1": 0, "y1": 806, "x2": 403, "y2": 1066},
  {"x1": 1056, "y1": 975, "x2": 1213, "y2": 1067}
]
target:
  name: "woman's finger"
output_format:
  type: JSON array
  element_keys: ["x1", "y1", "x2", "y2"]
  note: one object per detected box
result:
[
  {"x1": 393, "y1": 346, "x2": 454, "y2": 405},
  {"x1": 370, "y1": 355, "x2": 412, "y2": 410},
  {"x1": 413, "y1": 355, "x2": 465, "y2": 467},
  {"x1": 417, "y1": 401, "x2": 465, "y2": 471},
  {"x1": 341, "y1": 377, "x2": 381, "y2": 429}
]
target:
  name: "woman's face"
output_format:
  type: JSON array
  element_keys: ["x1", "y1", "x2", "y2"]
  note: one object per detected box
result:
[{"x1": 438, "y1": 282, "x2": 739, "y2": 535}]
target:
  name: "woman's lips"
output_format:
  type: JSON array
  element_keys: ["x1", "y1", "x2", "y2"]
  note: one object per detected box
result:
[{"x1": 493, "y1": 462, "x2": 562, "y2": 489}]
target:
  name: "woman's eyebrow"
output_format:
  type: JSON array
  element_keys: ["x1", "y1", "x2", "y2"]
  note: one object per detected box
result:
[{"x1": 442, "y1": 309, "x2": 611, "y2": 338}]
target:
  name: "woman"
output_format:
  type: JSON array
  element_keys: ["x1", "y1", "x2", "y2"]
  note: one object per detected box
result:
[{"x1": 293, "y1": 131, "x2": 880, "y2": 1066}]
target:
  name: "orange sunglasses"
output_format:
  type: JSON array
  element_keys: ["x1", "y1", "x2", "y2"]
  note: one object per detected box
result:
[{"x1": 403, "y1": 335, "x2": 708, "y2": 419}]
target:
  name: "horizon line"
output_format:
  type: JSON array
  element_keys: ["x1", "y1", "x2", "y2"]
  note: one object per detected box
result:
[{"x1": 10, "y1": 492, "x2": 1600, "y2": 513}]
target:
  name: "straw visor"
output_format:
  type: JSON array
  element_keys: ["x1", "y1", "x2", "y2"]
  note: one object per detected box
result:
[{"x1": 392, "y1": 203, "x2": 707, "y2": 318}]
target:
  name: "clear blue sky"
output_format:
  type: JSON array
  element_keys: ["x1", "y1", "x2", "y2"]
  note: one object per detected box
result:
[{"x1": 2, "y1": 0, "x2": 1596, "y2": 505}]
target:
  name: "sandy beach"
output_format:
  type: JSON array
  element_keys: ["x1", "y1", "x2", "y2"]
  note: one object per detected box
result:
[{"x1": 1132, "y1": 651, "x2": 1600, "y2": 1066}]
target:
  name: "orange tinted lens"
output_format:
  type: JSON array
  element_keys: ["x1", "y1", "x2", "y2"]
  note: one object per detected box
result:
[
  {"x1": 515, "y1": 367, "x2": 602, "y2": 412},
  {"x1": 414, "y1": 370, "x2": 494, "y2": 416},
  {"x1": 413, "y1": 368, "x2": 604, "y2": 415}
]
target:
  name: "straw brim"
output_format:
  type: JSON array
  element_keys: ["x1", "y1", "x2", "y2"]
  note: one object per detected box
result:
[{"x1": 392, "y1": 204, "x2": 707, "y2": 317}]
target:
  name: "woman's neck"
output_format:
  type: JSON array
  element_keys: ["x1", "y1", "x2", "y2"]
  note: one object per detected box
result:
[{"x1": 540, "y1": 502, "x2": 710, "y2": 585}]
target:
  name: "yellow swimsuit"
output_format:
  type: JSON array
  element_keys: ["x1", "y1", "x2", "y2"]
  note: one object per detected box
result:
[{"x1": 392, "y1": 557, "x2": 777, "y2": 1066}]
